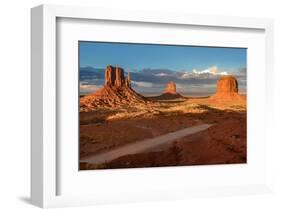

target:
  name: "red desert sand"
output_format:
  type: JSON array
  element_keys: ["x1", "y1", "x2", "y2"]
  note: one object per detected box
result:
[{"x1": 80, "y1": 65, "x2": 246, "y2": 170}]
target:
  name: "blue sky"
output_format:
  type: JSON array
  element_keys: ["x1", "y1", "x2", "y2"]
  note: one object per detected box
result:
[
  {"x1": 79, "y1": 41, "x2": 247, "y2": 96},
  {"x1": 79, "y1": 41, "x2": 246, "y2": 72}
]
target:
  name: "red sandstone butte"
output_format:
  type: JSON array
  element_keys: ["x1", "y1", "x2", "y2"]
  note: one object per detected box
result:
[
  {"x1": 80, "y1": 65, "x2": 147, "y2": 111},
  {"x1": 211, "y1": 75, "x2": 245, "y2": 101},
  {"x1": 164, "y1": 81, "x2": 177, "y2": 94},
  {"x1": 105, "y1": 65, "x2": 127, "y2": 87},
  {"x1": 156, "y1": 81, "x2": 183, "y2": 100}
]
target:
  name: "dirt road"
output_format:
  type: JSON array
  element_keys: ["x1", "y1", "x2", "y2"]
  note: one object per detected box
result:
[{"x1": 81, "y1": 124, "x2": 212, "y2": 164}]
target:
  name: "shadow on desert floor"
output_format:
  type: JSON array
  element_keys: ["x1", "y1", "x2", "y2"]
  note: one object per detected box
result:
[{"x1": 80, "y1": 107, "x2": 246, "y2": 170}]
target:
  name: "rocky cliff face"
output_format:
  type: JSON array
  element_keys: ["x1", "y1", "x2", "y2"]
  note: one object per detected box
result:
[
  {"x1": 105, "y1": 65, "x2": 131, "y2": 88},
  {"x1": 164, "y1": 81, "x2": 177, "y2": 94},
  {"x1": 211, "y1": 75, "x2": 244, "y2": 101},
  {"x1": 125, "y1": 72, "x2": 131, "y2": 87},
  {"x1": 216, "y1": 76, "x2": 238, "y2": 94},
  {"x1": 80, "y1": 65, "x2": 147, "y2": 111}
]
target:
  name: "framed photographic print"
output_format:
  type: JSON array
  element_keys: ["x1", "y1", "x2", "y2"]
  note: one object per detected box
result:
[
  {"x1": 78, "y1": 42, "x2": 247, "y2": 170},
  {"x1": 31, "y1": 4, "x2": 274, "y2": 208}
]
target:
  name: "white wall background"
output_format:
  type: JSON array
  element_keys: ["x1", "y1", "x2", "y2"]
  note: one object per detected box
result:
[{"x1": 0, "y1": 0, "x2": 280, "y2": 212}]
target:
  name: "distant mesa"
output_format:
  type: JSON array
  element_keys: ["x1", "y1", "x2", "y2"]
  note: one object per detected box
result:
[
  {"x1": 216, "y1": 75, "x2": 238, "y2": 94},
  {"x1": 157, "y1": 81, "x2": 183, "y2": 100},
  {"x1": 211, "y1": 75, "x2": 245, "y2": 101},
  {"x1": 164, "y1": 81, "x2": 177, "y2": 94},
  {"x1": 80, "y1": 65, "x2": 148, "y2": 111}
]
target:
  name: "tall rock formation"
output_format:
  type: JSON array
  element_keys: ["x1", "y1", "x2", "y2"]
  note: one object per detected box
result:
[
  {"x1": 114, "y1": 66, "x2": 125, "y2": 88},
  {"x1": 125, "y1": 72, "x2": 131, "y2": 87},
  {"x1": 216, "y1": 75, "x2": 238, "y2": 94},
  {"x1": 80, "y1": 65, "x2": 148, "y2": 111},
  {"x1": 105, "y1": 65, "x2": 126, "y2": 88},
  {"x1": 157, "y1": 81, "x2": 183, "y2": 100},
  {"x1": 164, "y1": 81, "x2": 177, "y2": 94},
  {"x1": 105, "y1": 65, "x2": 115, "y2": 86},
  {"x1": 211, "y1": 75, "x2": 244, "y2": 101}
]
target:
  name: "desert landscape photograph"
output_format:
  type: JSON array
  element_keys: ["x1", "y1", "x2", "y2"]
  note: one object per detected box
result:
[{"x1": 79, "y1": 41, "x2": 247, "y2": 170}]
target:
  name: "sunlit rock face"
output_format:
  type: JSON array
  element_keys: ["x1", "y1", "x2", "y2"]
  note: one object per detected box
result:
[
  {"x1": 164, "y1": 81, "x2": 177, "y2": 94},
  {"x1": 105, "y1": 65, "x2": 127, "y2": 88},
  {"x1": 216, "y1": 75, "x2": 238, "y2": 94},
  {"x1": 156, "y1": 81, "x2": 183, "y2": 100},
  {"x1": 80, "y1": 65, "x2": 148, "y2": 111},
  {"x1": 211, "y1": 75, "x2": 245, "y2": 101}
]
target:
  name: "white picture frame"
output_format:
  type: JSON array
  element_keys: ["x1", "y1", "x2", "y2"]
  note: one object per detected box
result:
[{"x1": 31, "y1": 4, "x2": 274, "y2": 208}]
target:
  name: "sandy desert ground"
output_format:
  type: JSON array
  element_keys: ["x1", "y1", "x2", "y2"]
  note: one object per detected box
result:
[{"x1": 79, "y1": 77, "x2": 246, "y2": 169}]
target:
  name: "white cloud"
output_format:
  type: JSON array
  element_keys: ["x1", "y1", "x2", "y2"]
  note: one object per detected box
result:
[
  {"x1": 132, "y1": 81, "x2": 153, "y2": 88},
  {"x1": 181, "y1": 72, "x2": 191, "y2": 79},
  {"x1": 179, "y1": 66, "x2": 228, "y2": 79},
  {"x1": 154, "y1": 73, "x2": 169, "y2": 77},
  {"x1": 80, "y1": 83, "x2": 102, "y2": 92}
]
